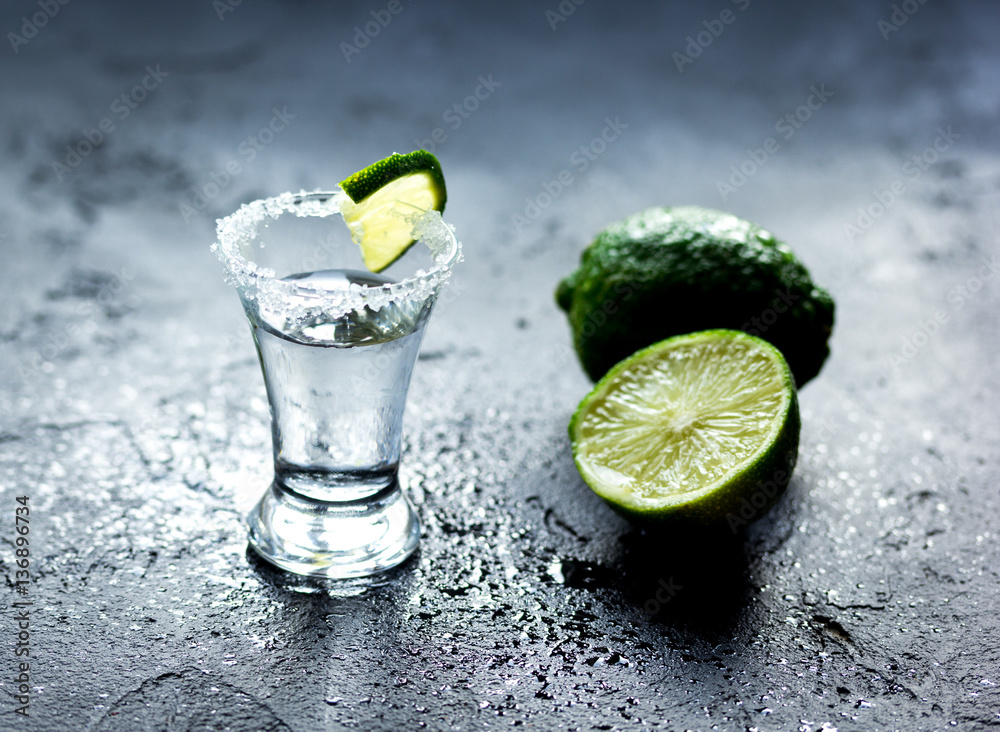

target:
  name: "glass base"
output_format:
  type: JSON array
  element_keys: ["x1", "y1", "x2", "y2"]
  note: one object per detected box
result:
[{"x1": 246, "y1": 480, "x2": 420, "y2": 578}]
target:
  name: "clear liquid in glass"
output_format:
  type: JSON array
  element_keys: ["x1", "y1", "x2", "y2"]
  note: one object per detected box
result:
[{"x1": 251, "y1": 269, "x2": 430, "y2": 502}]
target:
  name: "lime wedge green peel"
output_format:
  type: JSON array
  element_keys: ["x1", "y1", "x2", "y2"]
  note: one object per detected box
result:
[
  {"x1": 569, "y1": 329, "x2": 800, "y2": 526},
  {"x1": 339, "y1": 150, "x2": 447, "y2": 273}
]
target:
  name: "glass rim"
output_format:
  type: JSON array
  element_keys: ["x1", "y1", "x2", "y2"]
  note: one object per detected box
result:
[{"x1": 212, "y1": 189, "x2": 461, "y2": 318}]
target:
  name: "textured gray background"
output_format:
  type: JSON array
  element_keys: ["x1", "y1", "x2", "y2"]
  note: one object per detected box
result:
[{"x1": 1, "y1": 1, "x2": 998, "y2": 730}]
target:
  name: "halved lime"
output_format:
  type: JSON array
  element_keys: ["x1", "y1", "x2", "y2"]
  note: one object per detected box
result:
[
  {"x1": 339, "y1": 150, "x2": 447, "y2": 272},
  {"x1": 569, "y1": 329, "x2": 800, "y2": 527}
]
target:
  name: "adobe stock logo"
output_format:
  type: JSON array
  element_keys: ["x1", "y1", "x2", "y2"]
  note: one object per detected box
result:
[
  {"x1": 716, "y1": 84, "x2": 833, "y2": 201},
  {"x1": 7, "y1": 0, "x2": 72, "y2": 54},
  {"x1": 545, "y1": 0, "x2": 586, "y2": 31},
  {"x1": 740, "y1": 287, "x2": 800, "y2": 337},
  {"x1": 642, "y1": 577, "x2": 683, "y2": 617},
  {"x1": 877, "y1": 0, "x2": 929, "y2": 40},
  {"x1": 340, "y1": 0, "x2": 414, "y2": 63},
  {"x1": 179, "y1": 106, "x2": 295, "y2": 222},
  {"x1": 843, "y1": 126, "x2": 959, "y2": 241},
  {"x1": 885, "y1": 254, "x2": 999, "y2": 371},
  {"x1": 414, "y1": 75, "x2": 501, "y2": 153},
  {"x1": 51, "y1": 65, "x2": 170, "y2": 181},
  {"x1": 213, "y1": 0, "x2": 243, "y2": 20},
  {"x1": 510, "y1": 116, "x2": 628, "y2": 232},
  {"x1": 672, "y1": 0, "x2": 751, "y2": 73},
  {"x1": 724, "y1": 449, "x2": 797, "y2": 533}
]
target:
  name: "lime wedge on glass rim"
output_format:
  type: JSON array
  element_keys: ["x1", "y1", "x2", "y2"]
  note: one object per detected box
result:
[
  {"x1": 339, "y1": 150, "x2": 447, "y2": 273},
  {"x1": 569, "y1": 329, "x2": 800, "y2": 526}
]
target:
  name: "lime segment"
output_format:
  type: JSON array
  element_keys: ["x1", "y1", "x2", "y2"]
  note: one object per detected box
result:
[
  {"x1": 569, "y1": 330, "x2": 799, "y2": 525},
  {"x1": 339, "y1": 150, "x2": 447, "y2": 273}
]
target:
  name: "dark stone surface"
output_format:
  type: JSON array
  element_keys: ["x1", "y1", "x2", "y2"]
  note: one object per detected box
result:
[{"x1": 1, "y1": 1, "x2": 998, "y2": 730}]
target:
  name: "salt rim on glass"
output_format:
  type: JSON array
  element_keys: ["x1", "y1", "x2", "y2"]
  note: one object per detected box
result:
[{"x1": 211, "y1": 189, "x2": 461, "y2": 331}]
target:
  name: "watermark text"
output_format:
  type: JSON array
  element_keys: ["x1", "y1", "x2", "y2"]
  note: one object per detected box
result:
[
  {"x1": 716, "y1": 84, "x2": 832, "y2": 201},
  {"x1": 11, "y1": 495, "x2": 32, "y2": 717},
  {"x1": 7, "y1": 0, "x2": 71, "y2": 54},
  {"x1": 844, "y1": 126, "x2": 959, "y2": 241},
  {"x1": 415, "y1": 75, "x2": 501, "y2": 153},
  {"x1": 511, "y1": 116, "x2": 627, "y2": 232}
]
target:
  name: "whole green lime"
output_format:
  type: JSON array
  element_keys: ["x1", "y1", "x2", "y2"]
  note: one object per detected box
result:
[{"x1": 556, "y1": 206, "x2": 835, "y2": 387}]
